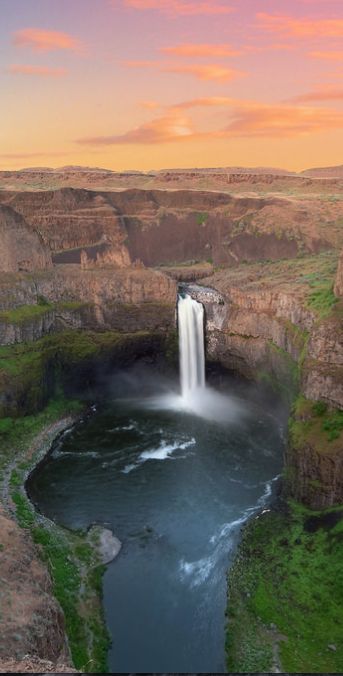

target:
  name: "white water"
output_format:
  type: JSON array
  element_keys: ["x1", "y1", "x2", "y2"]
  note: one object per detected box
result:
[
  {"x1": 178, "y1": 294, "x2": 205, "y2": 399},
  {"x1": 143, "y1": 292, "x2": 243, "y2": 422}
]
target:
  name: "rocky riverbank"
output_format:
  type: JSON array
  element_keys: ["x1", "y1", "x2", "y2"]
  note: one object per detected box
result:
[{"x1": 0, "y1": 401, "x2": 124, "y2": 673}]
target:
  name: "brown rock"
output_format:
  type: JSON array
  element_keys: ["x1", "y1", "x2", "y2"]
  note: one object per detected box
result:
[{"x1": 0, "y1": 206, "x2": 52, "y2": 273}]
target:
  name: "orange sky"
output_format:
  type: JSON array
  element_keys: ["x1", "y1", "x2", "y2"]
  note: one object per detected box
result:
[{"x1": 1, "y1": 0, "x2": 343, "y2": 171}]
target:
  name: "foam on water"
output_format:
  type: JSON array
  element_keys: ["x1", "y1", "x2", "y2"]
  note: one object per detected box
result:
[
  {"x1": 179, "y1": 475, "x2": 280, "y2": 587},
  {"x1": 121, "y1": 437, "x2": 196, "y2": 474}
]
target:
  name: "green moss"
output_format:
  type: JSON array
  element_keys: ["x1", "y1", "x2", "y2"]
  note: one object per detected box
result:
[
  {"x1": 289, "y1": 395, "x2": 343, "y2": 451},
  {"x1": 12, "y1": 492, "x2": 35, "y2": 528},
  {"x1": 307, "y1": 283, "x2": 338, "y2": 317},
  {"x1": 0, "y1": 303, "x2": 53, "y2": 324},
  {"x1": 31, "y1": 525, "x2": 110, "y2": 672},
  {"x1": 226, "y1": 502, "x2": 343, "y2": 673},
  {"x1": 10, "y1": 482, "x2": 109, "y2": 672},
  {"x1": 0, "y1": 329, "x2": 158, "y2": 417},
  {"x1": 164, "y1": 328, "x2": 178, "y2": 366},
  {"x1": 0, "y1": 396, "x2": 82, "y2": 471},
  {"x1": 257, "y1": 341, "x2": 300, "y2": 405}
]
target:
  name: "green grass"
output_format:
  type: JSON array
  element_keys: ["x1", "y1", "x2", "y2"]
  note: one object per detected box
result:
[
  {"x1": 0, "y1": 328, "x2": 160, "y2": 417},
  {"x1": 2, "y1": 394, "x2": 110, "y2": 672},
  {"x1": 0, "y1": 303, "x2": 53, "y2": 324},
  {"x1": 0, "y1": 396, "x2": 82, "y2": 471},
  {"x1": 226, "y1": 502, "x2": 343, "y2": 673},
  {"x1": 10, "y1": 487, "x2": 110, "y2": 672},
  {"x1": 289, "y1": 396, "x2": 343, "y2": 450},
  {"x1": 307, "y1": 282, "x2": 338, "y2": 317}
]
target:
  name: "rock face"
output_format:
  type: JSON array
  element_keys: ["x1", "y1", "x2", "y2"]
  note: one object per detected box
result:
[
  {"x1": 0, "y1": 188, "x2": 341, "y2": 272},
  {"x1": 334, "y1": 250, "x2": 343, "y2": 297},
  {"x1": 0, "y1": 205, "x2": 52, "y2": 273},
  {"x1": 286, "y1": 434, "x2": 343, "y2": 509},
  {"x1": 0, "y1": 506, "x2": 69, "y2": 665},
  {"x1": 190, "y1": 256, "x2": 343, "y2": 508},
  {"x1": 0, "y1": 267, "x2": 176, "y2": 345}
]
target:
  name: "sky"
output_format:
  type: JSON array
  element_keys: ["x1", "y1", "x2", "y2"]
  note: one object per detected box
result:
[{"x1": 1, "y1": 0, "x2": 343, "y2": 171}]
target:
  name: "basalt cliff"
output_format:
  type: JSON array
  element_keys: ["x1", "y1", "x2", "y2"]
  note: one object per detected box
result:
[{"x1": 0, "y1": 175, "x2": 342, "y2": 672}]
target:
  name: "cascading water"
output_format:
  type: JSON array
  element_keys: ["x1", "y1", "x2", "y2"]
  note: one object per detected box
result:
[
  {"x1": 147, "y1": 289, "x2": 241, "y2": 421},
  {"x1": 178, "y1": 294, "x2": 205, "y2": 399}
]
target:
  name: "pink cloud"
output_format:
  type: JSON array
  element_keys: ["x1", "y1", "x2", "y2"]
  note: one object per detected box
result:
[
  {"x1": 225, "y1": 102, "x2": 343, "y2": 137},
  {"x1": 124, "y1": 60, "x2": 245, "y2": 81},
  {"x1": 289, "y1": 87, "x2": 343, "y2": 102},
  {"x1": 76, "y1": 113, "x2": 196, "y2": 145},
  {"x1": 257, "y1": 13, "x2": 343, "y2": 38},
  {"x1": 76, "y1": 96, "x2": 343, "y2": 146},
  {"x1": 8, "y1": 64, "x2": 67, "y2": 77},
  {"x1": 160, "y1": 43, "x2": 241, "y2": 57},
  {"x1": 122, "y1": 0, "x2": 234, "y2": 16},
  {"x1": 164, "y1": 63, "x2": 245, "y2": 81},
  {"x1": 13, "y1": 28, "x2": 83, "y2": 53}
]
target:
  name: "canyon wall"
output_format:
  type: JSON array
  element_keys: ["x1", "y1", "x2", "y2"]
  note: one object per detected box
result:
[
  {"x1": 1, "y1": 188, "x2": 341, "y2": 271},
  {"x1": 188, "y1": 254, "x2": 343, "y2": 508},
  {"x1": 0, "y1": 205, "x2": 52, "y2": 273}
]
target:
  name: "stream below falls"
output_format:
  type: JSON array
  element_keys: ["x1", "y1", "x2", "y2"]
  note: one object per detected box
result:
[{"x1": 28, "y1": 374, "x2": 286, "y2": 673}]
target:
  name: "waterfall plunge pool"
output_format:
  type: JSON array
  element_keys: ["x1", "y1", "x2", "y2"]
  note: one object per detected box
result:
[{"x1": 27, "y1": 295, "x2": 287, "y2": 672}]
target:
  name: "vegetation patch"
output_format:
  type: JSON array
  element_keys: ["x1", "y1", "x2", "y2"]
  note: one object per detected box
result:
[
  {"x1": 226, "y1": 501, "x2": 343, "y2": 673},
  {"x1": 196, "y1": 212, "x2": 209, "y2": 225},
  {"x1": 0, "y1": 302, "x2": 53, "y2": 324},
  {"x1": 307, "y1": 282, "x2": 338, "y2": 318},
  {"x1": 0, "y1": 396, "x2": 82, "y2": 472},
  {"x1": 3, "y1": 396, "x2": 110, "y2": 673},
  {"x1": 289, "y1": 396, "x2": 343, "y2": 453}
]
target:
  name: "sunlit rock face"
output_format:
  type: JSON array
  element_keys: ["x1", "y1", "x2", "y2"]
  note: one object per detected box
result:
[{"x1": 0, "y1": 205, "x2": 52, "y2": 273}]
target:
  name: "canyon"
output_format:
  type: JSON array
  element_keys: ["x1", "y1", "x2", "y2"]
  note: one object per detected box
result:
[{"x1": 0, "y1": 167, "x2": 342, "y2": 673}]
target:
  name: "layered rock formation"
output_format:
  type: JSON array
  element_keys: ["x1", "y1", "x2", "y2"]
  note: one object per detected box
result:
[
  {"x1": 0, "y1": 205, "x2": 51, "y2": 273},
  {"x1": 0, "y1": 188, "x2": 341, "y2": 271},
  {"x1": 186, "y1": 252, "x2": 343, "y2": 508}
]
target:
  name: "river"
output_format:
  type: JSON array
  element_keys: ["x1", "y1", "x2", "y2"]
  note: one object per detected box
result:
[{"x1": 28, "y1": 373, "x2": 285, "y2": 672}]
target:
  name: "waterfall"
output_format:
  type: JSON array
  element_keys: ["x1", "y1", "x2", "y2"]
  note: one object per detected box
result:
[{"x1": 178, "y1": 294, "x2": 205, "y2": 399}]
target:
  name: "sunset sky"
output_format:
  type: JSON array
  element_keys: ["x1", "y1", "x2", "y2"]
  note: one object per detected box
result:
[{"x1": 1, "y1": 0, "x2": 343, "y2": 171}]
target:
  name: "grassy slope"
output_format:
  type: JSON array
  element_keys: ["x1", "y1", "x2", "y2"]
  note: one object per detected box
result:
[
  {"x1": 1, "y1": 396, "x2": 110, "y2": 673},
  {"x1": 226, "y1": 501, "x2": 343, "y2": 673}
]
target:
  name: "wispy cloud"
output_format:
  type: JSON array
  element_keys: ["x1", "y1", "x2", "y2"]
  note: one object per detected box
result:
[
  {"x1": 309, "y1": 50, "x2": 343, "y2": 61},
  {"x1": 289, "y1": 87, "x2": 343, "y2": 102},
  {"x1": 124, "y1": 59, "x2": 245, "y2": 81},
  {"x1": 8, "y1": 64, "x2": 67, "y2": 77},
  {"x1": 171, "y1": 96, "x2": 238, "y2": 109},
  {"x1": 13, "y1": 28, "x2": 83, "y2": 53},
  {"x1": 76, "y1": 97, "x2": 343, "y2": 146},
  {"x1": 224, "y1": 102, "x2": 343, "y2": 137},
  {"x1": 164, "y1": 63, "x2": 245, "y2": 81},
  {"x1": 76, "y1": 112, "x2": 196, "y2": 145},
  {"x1": 122, "y1": 0, "x2": 234, "y2": 16},
  {"x1": 257, "y1": 13, "x2": 343, "y2": 38},
  {"x1": 160, "y1": 43, "x2": 240, "y2": 57}
]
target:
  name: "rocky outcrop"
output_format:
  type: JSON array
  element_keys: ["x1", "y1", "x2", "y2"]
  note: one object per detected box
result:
[
  {"x1": 189, "y1": 255, "x2": 342, "y2": 509},
  {"x1": 334, "y1": 250, "x2": 343, "y2": 297},
  {"x1": 0, "y1": 189, "x2": 131, "y2": 268},
  {"x1": 0, "y1": 188, "x2": 340, "y2": 271},
  {"x1": 286, "y1": 436, "x2": 343, "y2": 509},
  {"x1": 0, "y1": 506, "x2": 69, "y2": 665},
  {"x1": 0, "y1": 205, "x2": 52, "y2": 273},
  {"x1": 0, "y1": 267, "x2": 176, "y2": 345}
]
